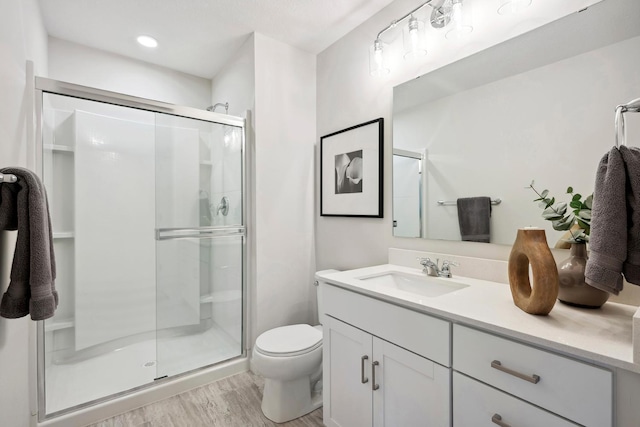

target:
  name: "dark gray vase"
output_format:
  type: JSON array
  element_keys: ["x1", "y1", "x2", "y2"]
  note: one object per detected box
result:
[{"x1": 557, "y1": 243, "x2": 609, "y2": 308}]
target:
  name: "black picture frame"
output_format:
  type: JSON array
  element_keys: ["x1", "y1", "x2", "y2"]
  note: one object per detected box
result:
[{"x1": 320, "y1": 118, "x2": 384, "y2": 217}]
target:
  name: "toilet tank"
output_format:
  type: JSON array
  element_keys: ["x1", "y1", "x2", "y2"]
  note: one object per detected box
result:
[{"x1": 314, "y1": 270, "x2": 339, "y2": 325}]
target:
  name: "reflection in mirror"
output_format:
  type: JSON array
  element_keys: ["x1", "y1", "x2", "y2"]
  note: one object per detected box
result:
[
  {"x1": 393, "y1": 149, "x2": 425, "y2": 237},
  {"x1": 392, "y1": 0, "x2": 640, "y2": 245}
]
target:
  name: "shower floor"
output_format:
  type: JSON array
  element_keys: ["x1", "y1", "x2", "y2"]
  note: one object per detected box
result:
[{"x1": 45, "y1": 323, "x2": 241, "y2": 415}]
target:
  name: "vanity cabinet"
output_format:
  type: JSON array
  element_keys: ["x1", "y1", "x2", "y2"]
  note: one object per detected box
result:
[
  {"x1": 322, "y1": 284, "x2": 451, "y2": 427},
  {"x1": 453, "y1": 325, "x2": 613, "y2": 427}
]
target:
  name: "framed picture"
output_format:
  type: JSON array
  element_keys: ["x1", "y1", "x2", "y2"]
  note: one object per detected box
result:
[{"x1": 320, "y1": 118, "x2": 383, "y2": 217}]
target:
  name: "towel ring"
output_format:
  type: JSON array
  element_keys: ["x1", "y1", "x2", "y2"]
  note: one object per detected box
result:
[
  {"x1": 615, "y1": 105, "x2": 627, "y2": 147},
  {"x1": 0, "y1": 173, "x2": 18, "y2": 183},
  {"x1": 616, "y1": 97, "x2": 640, "y2": 147}
]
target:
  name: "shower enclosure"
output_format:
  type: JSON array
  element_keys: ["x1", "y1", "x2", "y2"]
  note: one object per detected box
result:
[{"x1": 35, "y1": 78, "x2": 247, "y2": 419}]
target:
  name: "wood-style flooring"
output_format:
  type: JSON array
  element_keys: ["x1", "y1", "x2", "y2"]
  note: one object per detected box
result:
[{"x1": 87, "y1": 371, "x2": 324, "y2": 427}]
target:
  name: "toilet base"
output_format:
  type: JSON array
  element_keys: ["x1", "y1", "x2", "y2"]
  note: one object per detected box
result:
[{"x1": 261, "y1": 376, "x2": 322, "y2": 423}]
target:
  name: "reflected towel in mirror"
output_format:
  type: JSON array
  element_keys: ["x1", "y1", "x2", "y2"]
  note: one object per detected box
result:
[{"x1": 457, "y1": 197, "x2": 491, "y2": 243}]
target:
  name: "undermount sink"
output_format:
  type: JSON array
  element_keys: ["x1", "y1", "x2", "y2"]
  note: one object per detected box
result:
[{"x1": 357, "y1": 271, "x2": 469, "y2": 298}]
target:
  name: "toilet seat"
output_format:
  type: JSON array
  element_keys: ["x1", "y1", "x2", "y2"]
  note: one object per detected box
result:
[{"x1": 255, "y1": 324, "x2": 322, "y2": 357}]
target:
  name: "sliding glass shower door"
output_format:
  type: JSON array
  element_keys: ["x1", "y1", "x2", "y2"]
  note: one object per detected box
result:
[
  {"x1": 38, "y1": 81, "x2": 245, "y2": 418},
  {"x1": 154, "y1": 113, "x2": 244, "y2": 379}
]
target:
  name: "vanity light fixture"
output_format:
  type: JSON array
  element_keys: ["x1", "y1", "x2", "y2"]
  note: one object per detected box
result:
[
  {"x1": 369, "y1": 0, "x2": 474, "y2": 76},
  {"x1": 136, "y1": 35, "x2": 158, "y2": 48},
  {"x1": 497, "y1": 0, "x2": 532, "y2": 15}
]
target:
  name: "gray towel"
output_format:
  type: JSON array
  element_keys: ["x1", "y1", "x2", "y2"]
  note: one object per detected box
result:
[
  {"x1": 0, "y1": 167, "x2": 58, "y2": 320},
  {"x1": 457, "y1": 197, "x2": 491, "y2": 243},
  {"x1": 585, "y1": 148, "x2": 626, "y2": 295},
  {"x1": 620, "y1": 145, "x2": 640, "y2": 285}
]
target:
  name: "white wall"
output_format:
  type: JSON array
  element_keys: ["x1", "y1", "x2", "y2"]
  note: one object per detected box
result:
[
  {"x1": 48, "y1": 38, "x2": 211, "y2": 108},
  {"x1": 0, "y1": 1, "x2": 48, "y2": 425},
  {"x1": 211, "y1": 35, "x2": 255, "y2": 117},
  {"x1": 253, "y1": 33, "x2": 317, "y2": 339}
]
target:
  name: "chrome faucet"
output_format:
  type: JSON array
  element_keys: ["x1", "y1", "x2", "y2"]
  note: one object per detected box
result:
[
  {"x1": 418, "y1": 257, "x2": 439, "y2": 276},
  {"x1": 438, "y1": 260, "x2": 459, "y2": 278},
  {"x1": 417, "y1": 258, "x2": 459, "y2": 278}
]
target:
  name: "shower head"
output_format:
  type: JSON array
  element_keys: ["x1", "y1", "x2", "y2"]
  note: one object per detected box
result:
[{"x1": 207, "y1": 102, "x2": 229, "y2": 114}]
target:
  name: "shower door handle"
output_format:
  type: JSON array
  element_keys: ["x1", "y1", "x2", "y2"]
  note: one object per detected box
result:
[{"x1": 155, "y1": 226, "x2": 245, "y2": 241}]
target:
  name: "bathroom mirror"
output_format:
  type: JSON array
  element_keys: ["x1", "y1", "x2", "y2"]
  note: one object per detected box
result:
[{"x1": 392, "y1": 0, "x2": 640, "y2": 245}]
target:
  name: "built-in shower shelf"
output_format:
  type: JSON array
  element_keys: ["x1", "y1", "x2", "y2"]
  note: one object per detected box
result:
[
  {"x1": 53, "y1": 231, "x2": 75, "y2": 239},
  {"x1": 200, "y1": 290, "x2": 241, "y2": 304},
  {"x1": 200, "y1": 161, "x2": 213, "y2": 166},
  {"x1": 44, "y1": 144, "x2": 75, "y2": 153},
  {"x1": 44, "y1": 318, "x2": 74, "y2": 332}
]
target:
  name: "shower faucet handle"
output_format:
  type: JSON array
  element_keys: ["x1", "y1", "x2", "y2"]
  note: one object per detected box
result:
[{"x1": 216, "y1": 196, "x2": 230, "y2": 216}]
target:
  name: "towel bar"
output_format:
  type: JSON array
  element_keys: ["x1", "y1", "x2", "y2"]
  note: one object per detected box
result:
[
  {"x1": 437, "y1": 198, "x2": 501, "y2": 206},
  {"x1": 0, "y1": 173, "x2": 18, "y2": 183}
]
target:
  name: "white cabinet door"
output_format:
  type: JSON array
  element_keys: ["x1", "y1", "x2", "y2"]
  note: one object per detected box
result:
[
  {"x1": 324, "y1": 316, "x2": 373, "y2": 427},
  {"x1": 373, "y1": 338, "x2": 451, "y2": 427}
]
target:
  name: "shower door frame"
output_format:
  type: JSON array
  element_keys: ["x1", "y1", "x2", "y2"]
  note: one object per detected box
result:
[{"x1": 34, "y1": 77, "x2": 249, "y2": 421}]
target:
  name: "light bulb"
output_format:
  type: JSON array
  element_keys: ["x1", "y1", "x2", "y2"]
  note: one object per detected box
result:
[
  {"x1": 410, "y1": 27, "x2": 419, "y2": 50},
  {"x1": 375, "y1": 45, "x2": 384, "y2": 68},
  {"x1": 369, "y1": 39, "x2": 390, "y2": 76},
  {"x1": 452, "y1": 2, "x2": 463, "y2": 27},
  {"x1": 445, "y1": 0, "x2": 473, "y2": 40},
  {"x1": 403, "y1": 16, "x2": 427, "y2": 59}
]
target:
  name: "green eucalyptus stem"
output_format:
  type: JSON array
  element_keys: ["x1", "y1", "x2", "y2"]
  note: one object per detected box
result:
[{"x1": 527, "y1": 181, "x2": 591, "y2": 244}]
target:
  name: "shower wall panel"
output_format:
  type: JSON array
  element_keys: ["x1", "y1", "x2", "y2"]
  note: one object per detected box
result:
[{"x1": 75, "y1": 110, "x2": 156, "y2": 350}]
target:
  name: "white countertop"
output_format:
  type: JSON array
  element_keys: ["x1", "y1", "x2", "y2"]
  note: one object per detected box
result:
[{"x1": 317, "y1": 264, "x2": 640, "y2": 374}]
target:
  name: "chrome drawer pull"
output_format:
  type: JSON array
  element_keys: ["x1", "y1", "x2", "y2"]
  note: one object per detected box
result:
[
  {"x1": 361, "y1": 355, "x2": 369, "y2": 384},
  {"x1": 491, "y1": 360, "x2": 540, "y2": 384},
  {"x1": 492, "y1": 414, "x2": 512, "y2": 427},
  {"x1": 372, "y1": 361, "x2": 380, "y2": 390}
]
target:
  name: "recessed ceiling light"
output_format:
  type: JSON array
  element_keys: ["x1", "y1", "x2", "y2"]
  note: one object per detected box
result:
[{"x1": 137, "y1": 35, "x2": 158, "y2": 48}]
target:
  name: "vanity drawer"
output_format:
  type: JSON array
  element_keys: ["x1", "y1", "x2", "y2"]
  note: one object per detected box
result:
[
  {"x1": 453, "y1": 325, "x2": 612, "y2": 427},
  {"x1": 323, "y1": 284, "x2": 450, "y2": 366},
  {"x1": 453, "y1": 372, "x2": 578, "y2": 427}
]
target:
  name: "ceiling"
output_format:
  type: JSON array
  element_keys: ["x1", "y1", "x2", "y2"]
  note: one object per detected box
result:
[{"x1": 38, "y1": 0, "x2": 397, "y2": 79}]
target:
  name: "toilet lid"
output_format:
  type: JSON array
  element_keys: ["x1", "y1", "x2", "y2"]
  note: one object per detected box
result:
[{"x1": 255, "y1": 324, "x2": 322, "y2": 356}]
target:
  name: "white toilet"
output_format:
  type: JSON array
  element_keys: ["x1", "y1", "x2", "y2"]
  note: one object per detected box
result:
[{"x1": 252, "y1": 271, "x2": 335, "y2": 423}]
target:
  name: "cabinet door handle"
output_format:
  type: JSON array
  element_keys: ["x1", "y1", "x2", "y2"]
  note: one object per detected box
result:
[
  {"x1": 491, "y1": 360, "x2": 540, "y2": 384},
  {"x1": 491, "y1": 414, "x2": 512, "y2": 427},
  {"x1": 361, "y1": 355, "x2": 369, "y2": 384},
  {"x1": 372, "y1": 361, "x2": 380, "y2": 390}
]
